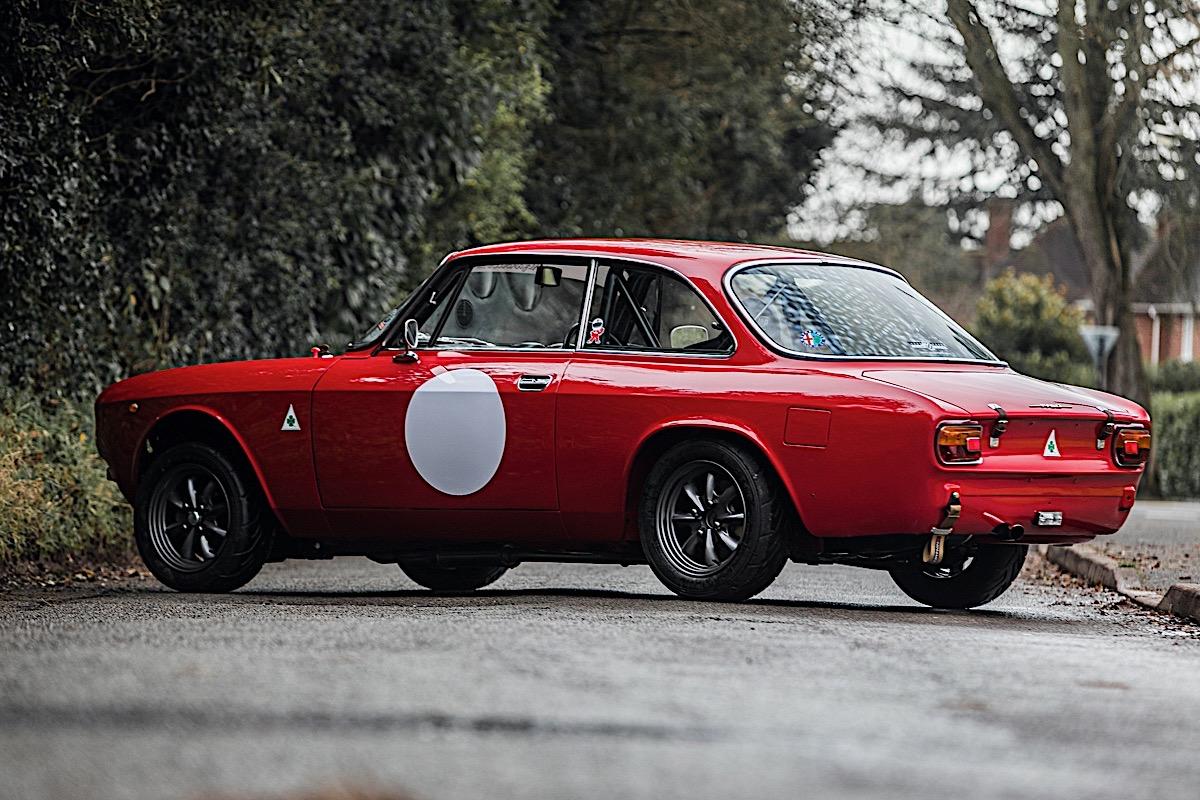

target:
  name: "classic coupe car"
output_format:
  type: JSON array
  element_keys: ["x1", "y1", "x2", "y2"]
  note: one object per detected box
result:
[{"x1": 95, "y1": 239, "x2": 1152, "y2": 608}]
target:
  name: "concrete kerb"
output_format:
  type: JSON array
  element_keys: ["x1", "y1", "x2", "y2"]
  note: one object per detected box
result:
[{"x1": 1037, "y1": 544, "x2": 1200, "y2": 623}]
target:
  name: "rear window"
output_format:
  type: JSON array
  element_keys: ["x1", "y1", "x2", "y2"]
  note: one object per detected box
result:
[{"x1": 728, "y1": 263, "x2": 998, "y2": 361}]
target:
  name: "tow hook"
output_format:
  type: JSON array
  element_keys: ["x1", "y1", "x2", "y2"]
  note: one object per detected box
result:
[
  {"x1": 988, "y1": 403, "x2": 1008, "y2": 447},
  {"x1": 1096, "y1": 409, "x2": 1116, "y2": 450},
  {"x1": 925, "y1": 491, "x2": 961, "y2": 565}
]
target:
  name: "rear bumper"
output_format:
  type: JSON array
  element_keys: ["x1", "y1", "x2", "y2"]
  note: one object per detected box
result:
[{"x1": 940, "y1": 473, "x2": 1140, "y2": 543}]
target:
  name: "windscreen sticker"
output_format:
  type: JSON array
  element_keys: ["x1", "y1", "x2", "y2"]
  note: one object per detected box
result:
[
  {"x1": 800, "y1": 329, "x2": 827, "y2": 348},
  {"x1": 907, "y1": 339, "x2": 949, "y2": 353},
  {"x1": 588, "y1": 318, "x2": 606, "y2": 345}
]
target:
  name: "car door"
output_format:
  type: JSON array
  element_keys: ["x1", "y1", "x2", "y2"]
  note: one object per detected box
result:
[
  {"x1": 556, "y1": 260, "x2": 739, "y2": 545},
  {"x1": 311, "y1": 258, "x2": 590, "y2": 532}
]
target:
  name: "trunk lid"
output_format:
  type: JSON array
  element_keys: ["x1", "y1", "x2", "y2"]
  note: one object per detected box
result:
[
  {"x1": 862, "y1": 368, "x2": 1133, "y2": 421},
  {"x1": 864, "y1": 368, "x2": 1139, "y2": 467}
]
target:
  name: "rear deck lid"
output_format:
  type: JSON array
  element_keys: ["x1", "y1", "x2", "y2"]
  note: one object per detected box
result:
[
  {"x1": 864, "y1": 368, "x2": 1140, "y2": 468},
  {"x1": 862, "y1": 368, "x2": 1133, "y2": 420}
]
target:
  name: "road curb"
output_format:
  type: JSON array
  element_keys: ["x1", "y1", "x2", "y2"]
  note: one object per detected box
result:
[
  {"x1": 1160, "y1": 583, "x2": 1200, "y2": 622},
  {"x1": 1037, "y1": 544, "x2": 1200, "y2": 623}
]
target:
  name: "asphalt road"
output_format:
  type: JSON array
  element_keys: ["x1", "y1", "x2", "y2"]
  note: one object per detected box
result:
[{"x1": 2, "y1": 555, "x2": 1199, "y2": 800}]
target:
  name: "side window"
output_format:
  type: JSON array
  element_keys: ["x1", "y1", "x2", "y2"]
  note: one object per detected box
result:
[
  {"x1": 583, "y1": 264, "x2": 733, "y2": 353},
  {"x1": 428, "y1": 263, "x2": 589, "y2": 349}
]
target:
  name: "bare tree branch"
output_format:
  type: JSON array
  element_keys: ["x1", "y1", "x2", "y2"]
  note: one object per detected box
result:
[{"x1": 944, "y1": 0, "x2": 1065, "y2": 198}]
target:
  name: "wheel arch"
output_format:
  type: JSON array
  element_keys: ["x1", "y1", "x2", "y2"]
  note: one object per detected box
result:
[
  {"x1": 136, "y1": 407, "x2": 278, "y2": 512},
  {"x1": 623, "y1": 421, "x2": 810, "y2": 540}
]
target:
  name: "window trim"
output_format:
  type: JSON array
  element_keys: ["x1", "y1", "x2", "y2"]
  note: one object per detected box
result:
[
  {"x1": 577, "y1": 257, "x2": 738, "y2": 359},
  {"x1": 379, "y1": 254, "x2": 593, "y2": 354},
  {"x1": 723, "y1": 259, "x2": 1007, "y2": 366},
  {"x1": 369, "y1": 250, "x2": 739, "y2": 360}
]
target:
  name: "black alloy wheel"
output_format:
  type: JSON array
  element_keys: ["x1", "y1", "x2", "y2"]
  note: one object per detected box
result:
[
  {"x1": 134, "y1": 443, "x2": 272, "y2": 592},
  {"x1": 639, "y1": 439, "x2": 788, "y2": 601}
]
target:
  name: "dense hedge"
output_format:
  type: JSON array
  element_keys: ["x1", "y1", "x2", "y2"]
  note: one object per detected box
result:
[
  {"x1": 1, "y1": 0, "x2": 835, "y2": 402},
  {"x1": 1151, "y1": 392, "x2": 1200, "y2": 499},
  {"x1": 1150, "y1": 361, "x2": 1200, "y2": 394},
  {"x1": 1, "y1": 0, "x2": 553, "y2": 396}
]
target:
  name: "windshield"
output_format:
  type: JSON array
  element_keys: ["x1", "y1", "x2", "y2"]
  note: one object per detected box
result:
[
  {"x1": 350, "y1": 306, "x2": 402, "y2": 349},
  {"x1": 728, "y1": 263, "x2": 998, "y2": 361}
]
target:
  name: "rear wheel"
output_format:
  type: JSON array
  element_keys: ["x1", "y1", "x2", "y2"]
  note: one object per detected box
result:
[
  {"x1": 134, "y1": 443, "x2": 272, "y2": 592},
  {"x1": 400, "y1": 562, "x2": 508, "y2": 592},
  {"x1": 889, "y1": 544, "x2": 1027, "y2": 609},
  {"x1": 639, "y1": 440, "x2": 788, "y2": 601}
]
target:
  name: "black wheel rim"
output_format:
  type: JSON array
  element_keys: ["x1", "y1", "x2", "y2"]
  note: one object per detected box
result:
[
  {"x1": 147, "y1": 465, "x2": 231, "y2": 572},
  {"x1": 656, "y1": 460, "x2": 747, "y2": 577}
]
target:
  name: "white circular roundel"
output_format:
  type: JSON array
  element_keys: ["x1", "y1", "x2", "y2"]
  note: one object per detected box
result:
[{"x1": 404, "y1": 368, "x2": 506, "y2": 495}]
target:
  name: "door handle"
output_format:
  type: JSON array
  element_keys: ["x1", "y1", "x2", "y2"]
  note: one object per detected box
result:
[{"x1": 516, "y1": 374, "x2": 553, "y2": 392}]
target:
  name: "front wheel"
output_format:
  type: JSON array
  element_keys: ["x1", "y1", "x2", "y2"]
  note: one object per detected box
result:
[
  {"x1": 639, "y1": 440, "x2": 789, "y2": 601},
  {"x1": 889, "y1": 544, "x2": 1027, "y2": 609},
  {"x1": 134, "y1": 443, "x2": 272, "y2": 592},
  {"x1": 400, "y1": 562, "x2": 508, "y2": 592}
]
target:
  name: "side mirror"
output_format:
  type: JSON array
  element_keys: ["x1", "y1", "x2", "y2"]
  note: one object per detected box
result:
[{"x1": 393, "y1": 319, "x2": 421, "y2": 364}]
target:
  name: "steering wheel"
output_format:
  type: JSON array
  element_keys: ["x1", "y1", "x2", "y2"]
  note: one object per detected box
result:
[{"x1": 562, "y1": 323, "x2": 580, "y2": 348}]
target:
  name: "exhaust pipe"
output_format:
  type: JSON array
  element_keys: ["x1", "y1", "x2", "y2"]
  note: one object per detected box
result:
[
  {"x1": 981, "y1": 511, "x2": 1025, "y2": 542},
  {"x1": 992, "y1": 523, "x2": 1025, "y2": 542}
]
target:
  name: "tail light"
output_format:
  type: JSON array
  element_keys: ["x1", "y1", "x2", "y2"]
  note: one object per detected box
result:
[
  {"x1": 936, "y1": 422, "x2": 984, "y2": 465},
  {"x1": 1113, "y1": 426, "x2": 1151, "y2": 467}
]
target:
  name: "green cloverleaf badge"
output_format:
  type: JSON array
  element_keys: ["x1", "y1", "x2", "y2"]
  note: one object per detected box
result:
[{"x1": 281, "y1": 404, "x2": 301, "y2": 432}]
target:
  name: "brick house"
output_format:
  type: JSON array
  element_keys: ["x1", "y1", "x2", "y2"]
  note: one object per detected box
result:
[{"x1": 985, "y1": 201, "x2": 1200, "y2": 365}]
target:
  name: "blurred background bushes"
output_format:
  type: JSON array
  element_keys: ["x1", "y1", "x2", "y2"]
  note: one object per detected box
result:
[
  {"x1": 1150, "y1": 393, "x2": 1200, "y2": 499},
  {"x1": 0, "y1": 394, "x2": 131, "y2": 568},
  {"x1": 973, "y1": 271, "x2": 1096, "y2": 387},
  {"x1": 1, "y1": 0, "x2": 837, "y2": 399}
]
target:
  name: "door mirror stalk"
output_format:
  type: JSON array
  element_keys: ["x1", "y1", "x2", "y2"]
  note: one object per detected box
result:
[{"x1": 393, "y1": 319, "x2": 421, "y2": 363}]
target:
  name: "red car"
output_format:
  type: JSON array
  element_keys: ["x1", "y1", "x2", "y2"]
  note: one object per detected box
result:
[{"x1": 95, "y1": 239, "x2": 1152, "y2": 608}]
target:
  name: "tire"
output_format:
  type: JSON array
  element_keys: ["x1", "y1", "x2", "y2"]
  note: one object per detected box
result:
[
  {"x1": 134, "y1": 442, "x2": 272, "y2": 593},
  {"x1": 889, "y1": 544, "x2": 1028, "y2": 609},
  {"x1": 400, "y1": 562, "x2": 508, "y2": 592},
  {"x1": 639, "y1": 439, "x2": 789, "y2": 601}
]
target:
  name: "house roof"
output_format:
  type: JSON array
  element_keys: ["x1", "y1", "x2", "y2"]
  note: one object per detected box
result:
[{"x1": 1001, "y1": 217, "x2": 1199, "y2": 307}]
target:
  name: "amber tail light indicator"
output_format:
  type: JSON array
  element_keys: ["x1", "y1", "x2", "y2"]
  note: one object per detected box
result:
[
  {"x1": 936, "y1": 423, "x2": 984, "y2": 465},
  {"x1": 1113, "y1": 427, "x2": 1151, "y2": 467}
]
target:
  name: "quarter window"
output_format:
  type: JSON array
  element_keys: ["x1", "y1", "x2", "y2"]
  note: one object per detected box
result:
[{"x1": 583, "y1": 264, "x2": 732, "y2": 353}]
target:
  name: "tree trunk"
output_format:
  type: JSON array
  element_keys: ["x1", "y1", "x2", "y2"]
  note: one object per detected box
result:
[{"x1": 1065, "y1": 203, "x2": 1149, "y2": 408}]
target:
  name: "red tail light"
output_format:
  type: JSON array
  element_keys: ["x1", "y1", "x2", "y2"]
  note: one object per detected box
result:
[
  {"x1": 1113, "y1": 427, "x2": 1150, "y2": 467},
  {"x1": 936, "y1": 423, "x2": 984, "y2": 465}
]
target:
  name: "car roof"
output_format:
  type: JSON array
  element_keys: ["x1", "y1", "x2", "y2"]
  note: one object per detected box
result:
[{"x1": 448, "y1": 238, "x2": 903, "y2": 282}]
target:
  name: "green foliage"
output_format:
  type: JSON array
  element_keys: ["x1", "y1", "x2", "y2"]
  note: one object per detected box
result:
[
  {"x1": 1150, "y1": 392, "x2": 1200, "y2": 499},
  {"x1": 1149, "y1": 361, "x2": 1200, "y2": 394},
  {"x1": 974, "y1": 270, "x2": 1095, "y2": 385},
  {"x1": 1, "y1": 0, "x2": 554, "y2": 396},
  {"x1": 0, "y1": 394, "x2": 132, "y2": 566},
  {"x1": 2, "y1": 0, "x2": 834, "y2": 404},
  {"x1": 526, "y1": 0, "x2": 835, "y2": 240}
]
